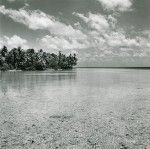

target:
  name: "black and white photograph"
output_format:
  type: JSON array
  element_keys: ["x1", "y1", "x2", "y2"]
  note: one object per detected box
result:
[{"x1": 0, "y1": 0, "x2": 150, "y2": 148}]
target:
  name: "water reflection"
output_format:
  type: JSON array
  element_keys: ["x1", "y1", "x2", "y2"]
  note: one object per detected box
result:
[
  {"x1": 0, "y1": 70, "x2": 77, "y2": 95},
  {"x1": 0, "y1": 68, "x2": 150, "y2": 124}
]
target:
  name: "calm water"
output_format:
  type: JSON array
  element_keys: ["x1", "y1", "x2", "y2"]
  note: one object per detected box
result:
[
  {"x1": 0, "y1": 68, "x2": 150, "y2": 124},
  {"x1": 1, "y1": 68, "x2": 150, "y2": 148}
]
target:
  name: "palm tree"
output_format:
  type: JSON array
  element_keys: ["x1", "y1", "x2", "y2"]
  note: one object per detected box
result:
[{"x1": 0, "y1": 46, "x2": 78, "y2": 71}]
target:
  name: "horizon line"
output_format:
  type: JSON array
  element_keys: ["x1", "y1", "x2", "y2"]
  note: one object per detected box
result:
[{"x1": 76, "y1": 67, "x2": 150, "y2": 69}]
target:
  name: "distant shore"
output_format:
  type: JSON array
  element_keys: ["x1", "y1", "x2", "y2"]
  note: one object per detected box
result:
[{"x1": 77, "y1": 67, "x2": 150, "y2": 69}]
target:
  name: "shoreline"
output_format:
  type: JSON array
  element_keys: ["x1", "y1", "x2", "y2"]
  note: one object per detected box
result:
[{"x1": 1, "y1": 67, "x2": 150, "y2": 72}]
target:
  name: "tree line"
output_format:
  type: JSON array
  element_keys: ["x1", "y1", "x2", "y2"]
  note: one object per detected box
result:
[{"x1": 0, "y1": 46, "x2": 77, "y2": 71}]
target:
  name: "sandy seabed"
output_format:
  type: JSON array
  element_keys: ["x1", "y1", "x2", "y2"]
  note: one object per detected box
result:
[{"x1": 0, "y1": 98, "x2": 150, "y2": 149}]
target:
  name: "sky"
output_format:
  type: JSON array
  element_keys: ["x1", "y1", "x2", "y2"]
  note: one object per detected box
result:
[{"x1": 0, "y1": 0, "x2": 150, "y2": 67}]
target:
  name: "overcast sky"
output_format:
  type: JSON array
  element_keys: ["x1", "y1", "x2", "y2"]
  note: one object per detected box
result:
[{"x1": 0, "y1": 0, "x2": 150, "y2": 67}]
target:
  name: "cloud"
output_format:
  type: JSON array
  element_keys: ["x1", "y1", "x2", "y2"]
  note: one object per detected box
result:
[
  {"x1": 142, "y1": 30, "x2": 150, "y2": 38},
  {"x1": 74, "y1": 12, "x2": 109, "y2": 32},
  {"x1": 7, "y1": 0, "x2": 29, "y2": 2},
  {"x1": 0, "y1": 35, "x2": 29, "y2": 49},
  {"x1": 7, "y1": 0, "x2": 16, "y2": 2},
  {"x1": 0, "y1": 40, "x2": 4, "y2": 49},
  {"x1": 0, "y1": 6, "x2": 89, "y2": 51},
  {"x1": 73, "y1": 11, "x2": 150, "y2": 61},
  {"x1": 133, "y1": 52, "x2": 147, "y2": 57},
  {"x1": 96, "y1": 0, "x2": 132, "y2": 11},
  {"x1": 0, "y1": 5, "x2": 149, "y2": 63},
  {"x1": 39, "y1": 35, "x2": 90, "y2": 51},
  {"x1": 106, "y1": 31, "x2": 140, "y2": 47},
  {"x1": 0, "y1": 5, "x2": 57, "y2": 30},
  {"x1": 0, "y1": 5, "x2": 86, "y2": 39}
]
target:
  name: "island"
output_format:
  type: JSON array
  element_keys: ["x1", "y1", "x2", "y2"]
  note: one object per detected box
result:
[{"x1": 0, "y1": 46, "x2": 77, "y2": 71}]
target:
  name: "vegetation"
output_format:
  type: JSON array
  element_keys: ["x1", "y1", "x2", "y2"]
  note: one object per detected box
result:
[{"x1": 0, "y1": 46, "x2": 77, "y2": 71}]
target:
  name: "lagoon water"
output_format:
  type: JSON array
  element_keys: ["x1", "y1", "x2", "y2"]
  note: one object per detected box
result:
[{"x1": 0, "y1": 68, "x2": 150, "y2": 148}]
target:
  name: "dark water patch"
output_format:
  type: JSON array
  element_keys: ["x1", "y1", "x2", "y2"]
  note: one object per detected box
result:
[{"x1": 49, "y1": 114, "x2": 73, "y2": 122}]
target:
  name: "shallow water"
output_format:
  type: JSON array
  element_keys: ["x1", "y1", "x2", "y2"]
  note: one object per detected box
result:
[{"x1": 0, "y1": 68, "x2": 150, "y2": 148}]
